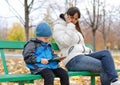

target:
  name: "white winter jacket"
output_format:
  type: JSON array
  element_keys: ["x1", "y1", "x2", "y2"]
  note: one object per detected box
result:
[{"x1": 53, "y1": 18, "x2": 92, "y2": 66}]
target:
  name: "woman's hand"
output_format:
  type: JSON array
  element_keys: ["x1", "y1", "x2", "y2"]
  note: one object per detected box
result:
[
  {"x1": 66, "y1": 15, "x2": 72, "y2": 24},
  {"x1": 41, "y1": 58, "x2": 49, "y2": 64}
]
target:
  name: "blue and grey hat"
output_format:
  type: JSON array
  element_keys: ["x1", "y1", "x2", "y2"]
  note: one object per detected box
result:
[{"x1": 36, "y1": 21, "x2": 52, "y2": 37}]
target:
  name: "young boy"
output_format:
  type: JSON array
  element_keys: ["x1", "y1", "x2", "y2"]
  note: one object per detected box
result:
[{"x1": 22, "y1": 21, "x2": 69, "y2": 85}]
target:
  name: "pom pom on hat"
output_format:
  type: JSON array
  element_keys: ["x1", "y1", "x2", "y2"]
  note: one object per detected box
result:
[{"x1": 36, "y1": 21, "x2": 52, "y2": 37}]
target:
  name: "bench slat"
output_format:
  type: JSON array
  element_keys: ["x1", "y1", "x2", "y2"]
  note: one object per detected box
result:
[
  {"x1": 0, "y1": 40, "x2": 25, "y2": 49},
  {"x1": 0, "y1": 49, "x2": 8, "y2": 74},
  {"x1": 68, "y1": 71, "x2": 99, "y2": 76},
  {"x1": 0, "y1": 74, "x2": 41, "y2": 82}
]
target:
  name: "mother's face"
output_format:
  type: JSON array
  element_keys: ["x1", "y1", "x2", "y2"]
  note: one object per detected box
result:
[{"x1": 68, "y1": 13, "x2": 79, "y2": 24}]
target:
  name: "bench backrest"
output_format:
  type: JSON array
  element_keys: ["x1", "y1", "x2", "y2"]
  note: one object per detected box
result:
[
  {"x1": 0, "y1": 40, "x2": 93, "y2": 74},
  {"x1": 0, "y1": 40, "x2": 26, "y2": 74},
  {"x1": 0, "y1": 40, "x2": 60, "y2": 74}
]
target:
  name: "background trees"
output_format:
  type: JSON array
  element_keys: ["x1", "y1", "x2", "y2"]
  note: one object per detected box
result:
[
  {"x1": 7, "y1": 23, "x2": 25, "y2": 41},
  {"x1": 0, "y1": 0, "x2": 120, "y2": 50}
]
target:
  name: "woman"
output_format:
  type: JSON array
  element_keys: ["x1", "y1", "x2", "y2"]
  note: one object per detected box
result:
[{"x1": 53, "y1": 7, "x2": 120, "y2": 85}]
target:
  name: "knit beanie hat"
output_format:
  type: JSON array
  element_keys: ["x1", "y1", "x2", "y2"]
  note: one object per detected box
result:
[{"x1": 36, "y1": 21, "x2": 52, "y2": 37}]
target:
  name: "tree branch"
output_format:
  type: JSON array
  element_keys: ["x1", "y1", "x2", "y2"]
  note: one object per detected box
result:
[{"x1": 5, "y1": 0, "x2": 24, "y2": 25}]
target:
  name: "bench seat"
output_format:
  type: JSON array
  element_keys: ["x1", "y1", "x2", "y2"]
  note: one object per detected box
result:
[
  {"x1": 0, "y1": 71, "x2": 99, "y2": 82},
  {"x1": 0, "y1": 74, "x2": 41, "y2": 82}
]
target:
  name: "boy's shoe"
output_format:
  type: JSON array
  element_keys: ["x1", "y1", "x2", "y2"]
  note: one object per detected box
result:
[{"x1": 111, "y1": 80, "x2": 120, "y2": 85}]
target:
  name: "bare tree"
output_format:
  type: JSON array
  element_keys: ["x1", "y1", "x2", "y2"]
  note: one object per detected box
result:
[
  {"x1": 5, "y1": 0, "x2": 34, "y2": 40},
  {"x1": 102, "y1": 9, "x2": 106, "y2": 49},
  {"x1": 83, "y1": 0, "x2": 102, "y2": 51},
  {"x1": 101, "y1": 9, "x2": 113, "y2": 49},
  {"x1": 24, "y1": 0, "x2": 34, "y2": 41},
  {"x1": 5, "y1": 0, "x2": 48, "y2": 41},
  {"x1": 101, "y1": 0, "x2": 107, "y2": 49},
  {"x1": 115, "y1": 5, "x2": 120, "y2": 49}
]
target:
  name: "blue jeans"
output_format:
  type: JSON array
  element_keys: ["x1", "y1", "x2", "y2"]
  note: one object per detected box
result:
[{"x1": 66, "y1": 50, "x2": 118, "y2": 85}]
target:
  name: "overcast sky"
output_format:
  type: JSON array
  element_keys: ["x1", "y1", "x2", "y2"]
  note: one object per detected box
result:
[{"x1": 0, "y1": 0, "x2": 120, "y2": 28}]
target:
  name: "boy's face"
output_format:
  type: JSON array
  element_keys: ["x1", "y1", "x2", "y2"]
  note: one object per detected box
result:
[{"x1": 37, "y1": 37, "x2": 51, "y2": 43}]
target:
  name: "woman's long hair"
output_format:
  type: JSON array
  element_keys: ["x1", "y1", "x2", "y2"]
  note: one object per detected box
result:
[{"x1": 60, "y1": 7, "x2": 84, "y2": 37}]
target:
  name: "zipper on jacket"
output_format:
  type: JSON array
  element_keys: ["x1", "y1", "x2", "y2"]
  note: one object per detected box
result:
[
  {"x1": 82, "y1": 45, "x2": 85, "y2": 53},
  {"x1": 77, "y1": 33, "x2": 81, "y2": 44},
  {"x1": 68, "y1": 46, "x2": 74, "y2": 54}
]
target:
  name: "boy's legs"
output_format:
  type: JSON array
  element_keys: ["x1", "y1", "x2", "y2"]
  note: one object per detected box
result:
[
  {"x1": 39, "y1": 68, "x2": 55, "y2": 85},
  {"x1": 52, "y1": 67, "x2": 69, "y2": 85}
]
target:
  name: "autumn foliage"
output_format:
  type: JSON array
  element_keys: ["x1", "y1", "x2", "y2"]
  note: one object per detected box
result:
[{"x1": 7, "y1": 23, "x2": 25, "y2": 41}]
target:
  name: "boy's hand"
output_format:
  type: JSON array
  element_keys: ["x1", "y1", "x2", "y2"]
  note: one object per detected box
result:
[
  {"x1": 41, "y1": 58, "x2": 49, "y2": 64},
  {"x1": 59, "y1": 57, "x2": 66, "y2": 61}
]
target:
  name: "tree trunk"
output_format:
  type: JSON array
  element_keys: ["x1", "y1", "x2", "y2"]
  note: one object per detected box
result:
[
  {"x1": 92, "y1": 30, "x2": 96, "y2": 51},
  {"x1": 24, "y1": 0, "x2": 29, "y2": 41}
]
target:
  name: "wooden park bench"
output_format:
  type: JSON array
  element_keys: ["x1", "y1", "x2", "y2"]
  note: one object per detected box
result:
[{"x1": 0, "y1": 40, "x2": 120, "y2": 85}]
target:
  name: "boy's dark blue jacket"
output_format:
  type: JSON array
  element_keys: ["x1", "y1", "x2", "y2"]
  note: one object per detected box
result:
[{"x1": 22, "y1": 38, "x2": 59, "y2": 73}]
